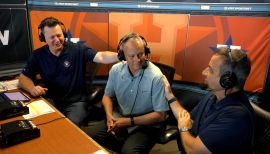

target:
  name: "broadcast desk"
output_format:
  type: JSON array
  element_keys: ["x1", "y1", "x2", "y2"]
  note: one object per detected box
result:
[{"x1": 0, "y1": 97, "x2": 107, "y2": 154}]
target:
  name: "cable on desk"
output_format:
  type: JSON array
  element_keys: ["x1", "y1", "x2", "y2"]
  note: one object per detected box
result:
[{"x1": 35, "y1": 116, "x2": 67, "y2": 126}]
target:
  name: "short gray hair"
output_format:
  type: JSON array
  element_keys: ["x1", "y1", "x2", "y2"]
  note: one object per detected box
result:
[{"x1": 215, "y1": 47, "x2": 251, "y2": 89}]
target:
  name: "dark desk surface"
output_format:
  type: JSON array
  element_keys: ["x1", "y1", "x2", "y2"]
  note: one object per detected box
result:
[{"x1": 0, "y1": 98, "x2": 108, "y2": 154}]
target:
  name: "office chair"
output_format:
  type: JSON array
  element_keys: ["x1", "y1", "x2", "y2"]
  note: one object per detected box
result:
[
  {"x1": 85, "y1": 62, "x2": 106, "y2": 104},
  {"x1": 153, "y1": 62, "x2": 175, "y2": 123},
  {"x1": 151, "y1": 62, "x2": 178, "y2": 144},
  {"x1": 84, "y1": 62, "x2": 107, "y2": 122},
  {"x1": 251, "y1": 102, "x2": 270, "y2": 154},
  {"x1": 85, "y1": 61, "x2": 99, "y2": 90},
  {"x1": 153, "y1": 62, "x2": 175, "y2": 86}
]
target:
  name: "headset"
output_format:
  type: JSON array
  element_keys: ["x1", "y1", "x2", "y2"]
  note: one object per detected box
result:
[
  {"x1": 219, "y1": 48, "x2": 244, "y2": 89},
  {"x1": 38, "y1": 17, "x2": 67, "y2": 42},
  {"x1": 129, "y1": 68, "x2": 145, "y2": 117},
  {"x1": 117, "y1": 33, "x2": 151, "y2": 61}
]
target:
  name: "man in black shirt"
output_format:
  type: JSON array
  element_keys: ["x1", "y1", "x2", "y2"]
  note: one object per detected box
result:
[
  {"x1": 19, "y1": 17, "x2": 118, "y2": 126},
  {"x1": 163, "y1": 47, "x2": 255, "y2": 153}
]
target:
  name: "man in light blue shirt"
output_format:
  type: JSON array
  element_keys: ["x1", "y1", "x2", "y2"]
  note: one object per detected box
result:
[
  {"x1": 86, "y1": 33, "x2": 169, "y2": 153},
  {"x1": 105, "y1": 60, "x2": 168, "y2": 117}
]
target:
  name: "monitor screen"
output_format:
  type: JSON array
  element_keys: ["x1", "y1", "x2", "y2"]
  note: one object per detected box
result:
[{"x1": 2, "y1": 91, "x2": 30, "y2": 101}]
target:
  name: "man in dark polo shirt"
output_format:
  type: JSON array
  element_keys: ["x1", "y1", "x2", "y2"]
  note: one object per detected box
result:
[
  {"x1": 19, "y1": 17, "x2": 118, "y2": 126},
  {"x1": 163, "y1": 47, "x2": 255, "y2": 153}
]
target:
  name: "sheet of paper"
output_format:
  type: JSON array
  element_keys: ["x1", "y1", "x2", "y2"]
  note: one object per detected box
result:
[
  {"x1": 0, "y1": 79, "x2": 19, "y2": 92},
  {"x1": 23, "y1": 100, "x2": 55, "y2": 119}
]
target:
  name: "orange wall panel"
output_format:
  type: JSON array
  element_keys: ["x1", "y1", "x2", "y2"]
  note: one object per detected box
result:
[
  {"x1": 184, "y1": 16, "x2": 270, "y2": 91},
  {"x1": 109, "y1": 12, "x2": 189, "y2": 80},
  {"x1": 29, "y1": 11, "x2": 270, "y2": 92}
]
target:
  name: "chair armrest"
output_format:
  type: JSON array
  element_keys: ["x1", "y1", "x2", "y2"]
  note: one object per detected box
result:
[
  {"x1": 158, "y1": 127, "x2": 179, "y2": 144},
  {"x1": 88, "y1": 86, "x2": 104, "y2": 104}
]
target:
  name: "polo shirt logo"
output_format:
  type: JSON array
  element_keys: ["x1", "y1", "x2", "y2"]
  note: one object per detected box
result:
[{"x1": 64, "y1": 60, "x2": 71, "y2": 68}]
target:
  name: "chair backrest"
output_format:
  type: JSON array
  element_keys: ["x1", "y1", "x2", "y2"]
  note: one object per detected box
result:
[
  {"x1": 172, "y1": 81, "x2": 208, "y2": 111},
  {"x1": 153, "y1": 62, "x2": 175, "y2": 85},
  {"x1": 152, "y1": 62, "x2": 177, "y2": 144},
  {"x1": 85, "y1": 61, "x2": 100, "y2": 94},
  {"x1": 251, "y1": 102, "x2": 270, "y2": 154}
]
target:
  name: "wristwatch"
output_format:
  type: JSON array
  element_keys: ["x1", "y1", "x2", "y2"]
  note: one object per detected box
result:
[
  {"x1": 168, "y1": 97, "x2": 177, "y2": 104},
  {"x1": 178, "y1": 127, "x2": 190, "y2": 132}
]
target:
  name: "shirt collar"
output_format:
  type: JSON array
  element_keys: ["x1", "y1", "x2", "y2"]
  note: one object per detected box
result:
[
  {"x1": 122, "y1": 64, "x2": 145, "y2": 79},
  {"x1": 213, "y1": 90, "x2": 244, "y2": 110}
]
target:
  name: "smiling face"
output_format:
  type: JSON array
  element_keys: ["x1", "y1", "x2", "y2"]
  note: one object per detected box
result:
[
  {"x1": 202, "y1": 55, "x2": 225, "y2": 92},
  {"x1": 123, "y1": 38, "x2": 146, "y2": 76},
  {"x1": 43, "y1": 24, "x2": 65, "y2": 54}
]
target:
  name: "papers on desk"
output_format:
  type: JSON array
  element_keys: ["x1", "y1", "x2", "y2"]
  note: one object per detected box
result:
[
  {"x1": 93, "y1": 150, "x2": 108, "y2": 154},
  {"x1": 0, "y1": 79, "x2": 19, "y2": 92},
  {"x1": 23, "y1": 100, "x2": 55, "y2": 119}
]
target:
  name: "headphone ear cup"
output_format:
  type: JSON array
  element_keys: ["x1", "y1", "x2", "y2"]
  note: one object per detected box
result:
[
  {"x1": 144, "y1": 46, "x2": 151, "y2": 56},
  {"x1": 117, "y1": 50, "x2": 125, "y2": 61},
  {"x1": 59, "y1": 21, "x2": 68, "y2": 39},
  {"x1": 39, "y1": 32, "x2": 45, "y2": 42},
  {"x1": 62, "y1": 29, "x2": 67, "y2": 38},
  {"x1": 220, "y1": 71, "x2": 237, "y2": 89},
  {"x1": 139, "y1": 35, "x2": 151, "y2": 56},
  {"x1": 117, "y1": 37, "x2": 126, "y2": 61}
]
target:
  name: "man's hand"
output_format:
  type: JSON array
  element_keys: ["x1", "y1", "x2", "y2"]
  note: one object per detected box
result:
[
  {"x1": 29, "y1": 86, "x2": 48, "y2": 97},
  {"x1": 107, "y1": 116, "x2": 116, "y2": 135},
  {"x1": 178, "y1": 110, "x2": 192, "y2": 129},
  {"x1": 107, "y1": 117, "x2": 130, "y2": 135}
]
